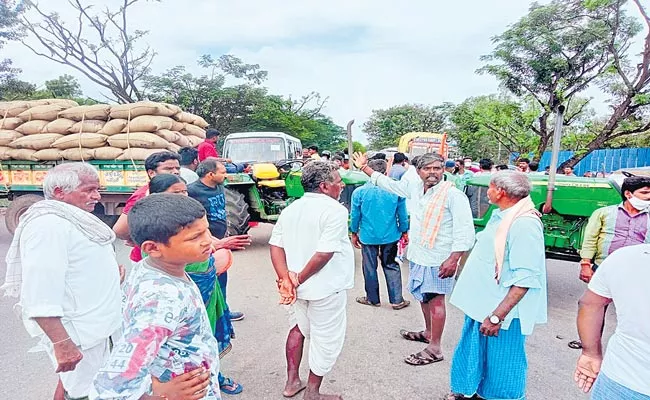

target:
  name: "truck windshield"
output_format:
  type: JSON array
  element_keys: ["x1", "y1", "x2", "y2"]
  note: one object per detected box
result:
[{"x1": 223, "y1": 137, "x2": 286, "y2": 163}]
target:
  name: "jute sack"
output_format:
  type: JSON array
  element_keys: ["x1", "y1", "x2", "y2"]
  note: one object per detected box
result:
[
  {"x1": 52, "y1": 133, "x2": 108, "y2": 149},
  {"x1": 171, "y1": 120, "x2": 185, "y2": 132},
  {"x1": 0, "y1": 130, "x2": 23, "y2": 146},
  {"x1": 174, "y1": 134, "x2": 191, "y2": 147},
  {"x1": 98, "y1": 119, "x2": 128, "y2": 135},
  {"x1": 155, "y1": 129, "x2": 181, "y2": 143},
  {"x1": 174, "y1": 111, "x2": 196, "y2": 124},
  {"x1": 0, "y1": 101, "x2": 30, "y2": 118},
  {"x1": 167, "y1": 142, "x2": 181, "y2": 153},
  {"x1": 117, "y1": 148, "x2": 167, "y2": 161},
  {"x1": 9, "y1": 133, "x2": 64, "y2": 150},
  {"x1": 72, "y1": 120, "x2": 106, "y2": 133},
  {"x1": 0, "y1": 146, "x2": 10, "y2": 160},
  {"x1": 186, "y1": 135, "x2": 203, "y2": 147},
  {"x1": 58, "y1": 104, "x2": 111, "y2": 121},
  {"x1": 61, "y1": 148, "x2": 95, "y2": 161},
  {"x1": 44, "y1": 119, "x2": 76, "y2": 134},
  {"x1": 108, "y1": 132, "x2": 170, "y2": 149},
  {"x1": 17, "y1": 104, "x2": 67, "y2": 122},
  {"x1": 94, "y1": 147, "x2": 124, "y2": 160},
  {"x1": 193, "y1": 115, "x2": 209, "y2": 128},
  {"x1": 109, "y1": 101, "x2": 177, "y2": 119},
  {"x1": 15, "y1": 120, "x2": 49, "y2": 135},
  {"x1": 181, "y1": 123, "x2": 206, "y2": 139},
  {"x1": 48, "y1": 99, "x2": 79, "y2": 108},
  {"x1": 33, "y1": 148, "x2": 64, "y2": 161},
  {"x1": 7, "y1": 148, "x2": 37, "y2": 160},
  {"x1": 0, "y1": 117, "x2": 23, "y2": 130},
  {"x1": 127, "y1": 116, "x2": 174, "y2": 132}
]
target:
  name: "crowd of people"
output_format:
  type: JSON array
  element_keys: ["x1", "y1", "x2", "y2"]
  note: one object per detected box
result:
[{"x1": 1, "y1": 132, "x2": 649, "y2": 399}]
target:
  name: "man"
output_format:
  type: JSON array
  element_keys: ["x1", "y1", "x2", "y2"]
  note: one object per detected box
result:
[
  {"x1": 529, "y1": 161, "x2": 543, "y2": 175},
  {"x1": 2, "y1": 163, "x2": 122, "y2": 399},
  {"x1": 307, "y1": 145, "x2": 321, "y2": 160},
  {"x1": 463, "y1": 157, "x2": 473, "y2": 172},
  {"x1": 321, "y1": 150, "x2": 331, "y2": 161},
  {"x1": 350, "y1": 159, "x2": 410, "y2": 310},
  {"x1": 389, "y1": 152, "x2": 408, "y2": 180},
  {"x1": 474, "y1": 158, "x2": 493, "y2": 176},
  {"x1": 444, "y1": 160, "x2": 462, "y2": 189},
  {"x1": 583, "y1": 171, "x2": 594, "y2": 178},
  {"x1": 564, "y1": 166, "x2": 577, "y2": 176},
  {"x1": 574, "y1": 244, "x2": 650, "y2": 399},
  {"x1": 456, "y1": 159, "x2": 474, "y2": 190},
  {"x1": 302, "y1": 148, "x2": 311, "y2": 160},
  {"x1": 332, "y1": 155, "x2": 344, "y2": 168},
  {"x1": 178, "y1": 146, "x2": 200, "y2": 184},
  {"x1": 353, "y1": 152, "x2": 475, "y2": 365},
  {"x1": 341, "y1": 154, "x2": 350, "y2": 170},
  {"x1": 270, "y1": 161, "x2": 353, "y2": 400},
  {"x1": 198, "y1": 128, "x2": 220, "y2": 161},
  {"x1": 447, "y1": 171, "x2": 547, "y2": 400},
  {"x1": 518, "y1": 158, "x2": 531, "y2": 173}
]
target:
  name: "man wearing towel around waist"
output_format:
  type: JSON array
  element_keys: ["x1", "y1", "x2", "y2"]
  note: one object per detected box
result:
[{"x1": 353, "y1": 152, "x2": 475, "y2": 366}]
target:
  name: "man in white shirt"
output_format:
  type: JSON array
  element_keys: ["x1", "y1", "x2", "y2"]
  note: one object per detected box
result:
[
  {"x1": 178, "y1": 146, "x2": 200, "y2": 184},
  {"x1": 574, "y1": 244, "x2": 650, "y2": 399},
  {"x1": 270, "y1": 161, "x2": 353, "y2": 400},
  {"x1": 2, "y1": 163, "x2": 122, "y2": 400},
  {"x1": 353, "y1": 152, "x2": 475, "y2": 366}
]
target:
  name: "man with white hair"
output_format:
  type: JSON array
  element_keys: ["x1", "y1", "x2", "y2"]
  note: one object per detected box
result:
[
  {"x1": 2, "y1": 163, "x2": 122, "y2": 400},
  {"x1": 446, "y1": 171, "x2": 547, "y2": 400}
]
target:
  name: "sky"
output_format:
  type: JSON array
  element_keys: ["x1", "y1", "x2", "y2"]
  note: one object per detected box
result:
[{"x1": 2, "y1": 0, "x2": 644, "y2": 144}]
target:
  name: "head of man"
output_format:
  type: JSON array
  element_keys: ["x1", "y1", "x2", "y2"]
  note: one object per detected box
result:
[
  {"x1": 479, "y1": 158, "x2": 494, "y2": 172},
  {"x1": 393, "y1": 152, "x2": 407, "y2": 166},
  {"x1": 518, "y1": 158, "x2": 530, "y2": 172},
  {"x1": 444, "y1": 159, "x2": 456, "y2": 173},
  {"x1": 563, "y1": 166, "x2": 574, "y2": 175},
  {"x1": 456, "y1": 159, "x2": 466, "y2": 173},
  {"x1": 302, "y1": 148, "x2": 310, "y2": 158},
  {"x1": 332, "y1": 155, "x2": 343, "y2": 167},
  {"x1": 463, "y1": 157, "x2": 472, "y2": 168},
  {"x1": 178, "y1": 147, "x2": 199, "y2": 171},
  {"x1": 205, "y1": 128, "x2": 220, "y2": 144},
  {"x1": 43, "y1": 163, "x2": 101, "y2": 212},
  {"x1": 529, "y1": 161, "x2": 539, "y2": 172},
  {"x1": 416, "y1": 153, "x2": 445, "y2": 189},
  {"x1": 621, "y1": 176, "x2": 650, "y2": 210},
  {"x1": 144, "y1": 151, "x2": 181, "y2": 179},
  {"x1": 368, "y1": 159, "x2": 388, "y2": 176},
  {"x1": 321, "y1": 150, "x2": 331, "y2": 160},
  {"x1": 487, "y1": 171, "x2": 532, "y2": 210},
  {"x1": 301, "y1": 161, "x2": 344, "y2": 200},
  {"x1": 308, "y1": 145, "x2": 319, "y2": 156},
  {"x1": 196, "y1": 158, "x2": 227, "y2": 187}
]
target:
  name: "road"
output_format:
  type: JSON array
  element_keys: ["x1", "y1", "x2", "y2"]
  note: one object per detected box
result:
[{"x1": 0, "y1": 220, "x2": 613, "y2": 400}]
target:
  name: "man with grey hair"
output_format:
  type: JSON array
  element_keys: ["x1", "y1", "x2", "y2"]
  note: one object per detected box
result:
[
  {"x1": 353, "y1": 152, "x2": 475, "y2": 366},
  {"x1": 446, "y1": 170, "x2": 547, "y2": 400},
  {"x1": 2, "y1": 163, "x2": 122, "y2": 400},
  {"x1": 269, "y1": 160, "x2": 353, "y2": 400}
]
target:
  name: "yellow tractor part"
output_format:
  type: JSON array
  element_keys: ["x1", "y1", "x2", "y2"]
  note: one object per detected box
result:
[{"x1": 252, "y1": 163, "x2": 285, "y2": 188}]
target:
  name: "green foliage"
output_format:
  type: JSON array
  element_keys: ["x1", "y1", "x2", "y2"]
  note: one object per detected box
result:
[
  {"x1": 45, "y1": 74, "x2": 82, "y2": 98},
  {"x1": 0, "y1": 0, "x2": 24, "y2": 82}
]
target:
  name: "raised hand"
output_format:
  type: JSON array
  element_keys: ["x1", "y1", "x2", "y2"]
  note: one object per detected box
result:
[{"x1": 352, "y1": 152, "x2": 368, "y2": 169}]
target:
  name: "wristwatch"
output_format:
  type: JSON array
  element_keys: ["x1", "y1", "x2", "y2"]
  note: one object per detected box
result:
[{"x1": 489, "y1": 314, "x2": 503, "y2": 325}]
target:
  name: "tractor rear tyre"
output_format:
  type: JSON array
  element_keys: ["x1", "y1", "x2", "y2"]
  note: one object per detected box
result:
[
  {"x1": 5, "y1": 194, "x2": 44, "y2": 235},
  {"x1": 225, "y1": 188, "x2": 251, "y2": 236}
]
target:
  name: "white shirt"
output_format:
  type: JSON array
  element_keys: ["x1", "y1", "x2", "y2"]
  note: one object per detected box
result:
[
  {"x1": 269, "y1": 193, "x2": 354, "y2": 301},
  {"x1": 588, "y1": 244, "x2": 650, "y2": 395},
  {"x1": 19, "y1": 214, "x2": 122, "y2": 349},
  {"x1": 180, "y1": 167, "x2": 199, "y2": 184},
  {"x1": 371, "y1": 172, "x2": 475, "y2": 266},
  {"x1": 399, "y1": 166, "x2": 422, "y2": 215}
]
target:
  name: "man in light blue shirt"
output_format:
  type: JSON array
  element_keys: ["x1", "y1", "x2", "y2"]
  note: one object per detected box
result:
[
  {"x1": 447, "y1": 171, "x2": 547, "y2": 400},
  {"x1": 388, "y1": 152, "x2": 408, "y2": 180},
  {"x1": 350, "y1": 159, "x2": 410, "y2": 310}
]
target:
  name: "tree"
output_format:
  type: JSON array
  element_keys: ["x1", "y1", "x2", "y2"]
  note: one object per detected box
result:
[
  {"x1": 0, "y1": 78, "x2": 36, "y2": 100},
  {"x1": 0, "y1": 0, "x2": 25, "y2": 82},
  {"x1": 363, "y1": 104, "x2": 452, "y2": 149},
  {"x1": 45, "y1": 74, "x2": 82, "y2": 98},
  {"x1": 18, "y1": 0, "x2": 158, "y2": 103}
]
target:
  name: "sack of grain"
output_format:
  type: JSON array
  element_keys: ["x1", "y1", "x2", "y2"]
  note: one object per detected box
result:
[
  {"x1": 33, "y1": 148, "x2": 64, "y2": 161},
  {"x1": 9, "y1": 133, "x2": 64, "y2": 150},
  {"x1": 52, "y1": 133, "x2": 108, "y2": 149},
  {"x1": 48, "y1": 99, "x2": 79, "y2": 108},
  {"x1": 94, "y1": 146, "x2": 124, "y2": 160},
  {"x1": 97, "y1": 119, "x2": 128, "y2": 136},
  {"x1": 17, "y1": 104, "x2": 67, "y2": 122},
  {"x1": 108, "y1": 132, "x2": 170, "y2": 149},
  {"x1": 0, "y1": 101, "x2": 31, "y2": 118},
  {"x1": 44, "y1": 119, "x2": 76, "y2": 134},
  {"x1": 174, "y1": 111, "x2": 195, "y2": 124},
  {"x1": 193, "y1": 115, "x2": 209, "y2": 128},
  {"x1": 61, "y1": 148, "x2": 95, "y2": 161},
  {"x1": 0, "y1": 130, "x2": 23, "y2": 146},
  {"x1": 174, "y1": 134, "x2": 191, "y2": 147},
  {"x1": 71, "y1": 120, "x2": 106, "y2": 134},
  {"x1": 0, "y1": 117, "x2": 23, "y2": 130},
  {"x1": 15, "y1": 120, "x2": 50, "y2": 135},
  {"x1": 167, "y1": 142, "x2": 181, "y2": 153},
  {"x1": 58, "y1": 104, "x2": 111, "y2": 121},
  {"x1": 109, "y1": 101, "x2": 177, "y2": 120},
  {"x1": 171, "y1": 120, "x2": 185, "y2": 132},
  {"x1": 155, "y1": 129, "x2": 181, "y2": 143},
  {"x1": 0, "y1": 146, "x2": 11, "y2": 160},
  {"x1": 117, "y1": 148, "x2": 167, "y2": 161},
  {"x1": 7, "y1": 148, "x2": 37, "y2": 160},
  {"x1": 186, "y1": 135, "x2": 203, "y2": 147},
  {"x1": 126, "y1": 116, "x2": 174, "y2": 132},
  {"x1": 181, "y1": 123, "x2": 206, "y2": 139}
]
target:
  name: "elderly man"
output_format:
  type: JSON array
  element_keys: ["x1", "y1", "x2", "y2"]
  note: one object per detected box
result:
[
  {"x1": 447, "y1": 171, "x2": 547, "y2": 400},
  {"x1": 353, "y1": 152, "x2": 475, "y2": 366},
  {"x1": 2, "y1": 163, "x2": 122, "y2": 400},
  {"x1": 270, "y1": 161, "x2": 354, "y2": 400}
]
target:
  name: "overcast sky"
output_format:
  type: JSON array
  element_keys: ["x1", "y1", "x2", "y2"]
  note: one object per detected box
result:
[{"x1": 3, "y1": 0, "x2": 644, "y2": 143}]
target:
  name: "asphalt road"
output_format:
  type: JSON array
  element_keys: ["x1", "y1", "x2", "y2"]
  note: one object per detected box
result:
[{"x1": 0, "y1": 220, "x2": 614, "y2": 400}]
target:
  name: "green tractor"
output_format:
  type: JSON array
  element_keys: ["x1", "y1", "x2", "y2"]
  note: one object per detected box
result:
[
  {"x1": 221, "y1": 132, "x2": 369, "y2": 235},
  {"x1": 465, "y1": 174, "x2": 623, "y2": 261}
]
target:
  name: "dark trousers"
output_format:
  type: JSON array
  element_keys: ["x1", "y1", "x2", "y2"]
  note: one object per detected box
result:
[{"x1": 361, "y1": 241, "x2": 404, "y2": 304}]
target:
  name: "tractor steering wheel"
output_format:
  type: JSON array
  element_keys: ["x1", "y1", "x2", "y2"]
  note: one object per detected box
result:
[{"x1": 276, "y1": 159, "x2": 305, "y2": 173}]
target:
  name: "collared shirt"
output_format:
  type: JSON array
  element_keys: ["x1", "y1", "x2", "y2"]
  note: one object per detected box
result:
[
  {"x1": 179, "y1": 167, "x2": 199, "y2": 184},
  {"x1": 310, "y1": 153, "x2": 321, "y2": 160},
  {"x1": 370, "y1": 172, "x2": 475, "y2": 266},
  {"x1": 580, "y1": 204, "x2": 650, "y2": 265},
  {"x1": 19, "y1": 214, "x2": 122, "y2": 349},
  {"x1": 269, "y1": 193, "x2": 354, "y2": 301},
  {"x1": 350, "y1": 182, "x2": 409, "y2": 245},
  {"x1": 389, "y1": 164, "x2": 407, "y2": 180},
  {"x1": 450, "y1": 207, "x2": 547, "y2": 335},
  {"x1": 197, "y1": 140, "x2": 219, "y2": 161}
]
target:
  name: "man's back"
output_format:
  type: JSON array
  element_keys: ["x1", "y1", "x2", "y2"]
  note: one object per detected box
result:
[
  {"x1": 389, "y1": 164, "x2": 406, "y2": 180},
  {"x1": 351, "y1": 184, "x2": 408, "y2": 245},
  {"x1": 187, "y1": 180, "x2": 227, "y2": 239}
]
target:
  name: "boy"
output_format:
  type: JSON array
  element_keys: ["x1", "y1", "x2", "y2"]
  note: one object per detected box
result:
[{"x1": 91, "y1": 194, "x2": 221, "y2": 399}]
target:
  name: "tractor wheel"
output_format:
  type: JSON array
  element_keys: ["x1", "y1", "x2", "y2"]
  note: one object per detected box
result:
[
  {"x1": 225, "y1": 188, "x2": 251, "y2": 236},
  {"x1": 5, "y1": 194, "x2": 44, "y2": 235}
]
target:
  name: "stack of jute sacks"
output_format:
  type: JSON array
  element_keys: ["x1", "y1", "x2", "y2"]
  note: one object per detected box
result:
[{"x1": 0, "y1": 99, "x2": 209, "y2": 161}]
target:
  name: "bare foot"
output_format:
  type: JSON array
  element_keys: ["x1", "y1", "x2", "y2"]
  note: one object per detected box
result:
[
  {"x1": 283, "y1": 379, "x2": 307, "y2": 398},
  {"x1": 303, "y1": 390, "x2": 343, "y2": 400}
]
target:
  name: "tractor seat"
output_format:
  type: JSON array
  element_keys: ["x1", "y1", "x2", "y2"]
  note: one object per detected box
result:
[{"x1": 258, "y1": 180, "x2": 286, "y2": 188}]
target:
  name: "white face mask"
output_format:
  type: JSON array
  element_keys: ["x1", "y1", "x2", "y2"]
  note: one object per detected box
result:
[
  {"x1": 627, "y1": 195, "x2": 650, "y2": 211},
  {"x1": 464, "y1": 162, "x2": 471, "y2": 168}
]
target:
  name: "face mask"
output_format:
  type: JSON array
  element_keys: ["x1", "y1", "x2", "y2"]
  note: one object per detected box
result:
[
  {"x1": 464, "y1": 162, "x2": 471, "y2": 168},
  {"x1": 628, "y1": 195, "x2": 650, "y2": 211}
]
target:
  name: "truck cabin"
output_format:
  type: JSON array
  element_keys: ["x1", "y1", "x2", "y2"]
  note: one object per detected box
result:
[{"x1": 222, "y1": 132, "x2": 302, "y2": 165}]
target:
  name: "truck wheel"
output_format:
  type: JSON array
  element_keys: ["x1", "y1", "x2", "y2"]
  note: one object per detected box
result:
[
  {"x1": 225, "y1": 189, "x2": 251, "y2": 236},
  {"x1": 5, "y1": 194, "x2": 44, "y2": 235}
]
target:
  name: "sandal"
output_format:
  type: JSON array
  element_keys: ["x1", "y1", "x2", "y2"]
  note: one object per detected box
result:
[
  {"x1": 392, "y1": 300, "x2": 411, "y2": 310},
  {"x1": 356, "y1": 296, "x2": 380, "y2": 307},
  {"x1": 404, "y1": 348, "x2": 444, "y2": 366},
  {"x1": 400, "y1": 329, "x2": 430, "y2": 344},
  {"x1": 220, "y1": 377, "x2": 243, "y2": 395},
  {"x1": 568, "y1": 340, "x2": 583, "y2": 349}
]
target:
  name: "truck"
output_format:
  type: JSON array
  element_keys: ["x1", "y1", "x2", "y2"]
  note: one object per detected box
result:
[{"x1": 397, "y1": 132, "x2": 449, "y2": 159}]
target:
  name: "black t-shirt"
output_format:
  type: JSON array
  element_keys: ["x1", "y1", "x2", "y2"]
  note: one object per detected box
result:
[{"x1": 187, "y1": 180, "x2": 228, "y2": 239}]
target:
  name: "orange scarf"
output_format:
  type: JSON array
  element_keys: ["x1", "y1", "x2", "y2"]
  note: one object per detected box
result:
[{"x1": 419, "y1": 181, "x2": 454, "y2": 249}]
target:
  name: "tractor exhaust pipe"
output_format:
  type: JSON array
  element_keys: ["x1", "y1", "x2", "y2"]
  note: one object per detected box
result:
[
  {"x1": 347, "y1": 120, "x2": 355, "y2": 168},
  {"x1": 543, "y1": 105, "x2": 566, "y2": 214}
]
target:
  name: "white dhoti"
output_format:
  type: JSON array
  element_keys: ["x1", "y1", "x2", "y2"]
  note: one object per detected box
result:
[{"x1": 288, "y1": 291, "x2": 347, "y2": 377}]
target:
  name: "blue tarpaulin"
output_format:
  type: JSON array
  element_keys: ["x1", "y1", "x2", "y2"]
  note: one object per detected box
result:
[{"x1": 512, "y1": 148, "x2": 650, "y2": 176}]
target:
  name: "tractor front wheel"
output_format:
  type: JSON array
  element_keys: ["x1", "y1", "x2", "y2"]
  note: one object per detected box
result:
[
  {"x1": 225, "y1": 188, "x2": 251, "y2": 236},
  {"x1": 5, "y1": 194, "x2": 44, "y2": 235}
]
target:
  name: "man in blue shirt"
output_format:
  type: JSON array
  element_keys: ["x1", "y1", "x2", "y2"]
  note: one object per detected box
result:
[
  {"x1": 389, "y1": 152, "x2": 408, "y2": 180},
  {"x1": 350, "y1": 159, "x2": 410, "y2": 310}
]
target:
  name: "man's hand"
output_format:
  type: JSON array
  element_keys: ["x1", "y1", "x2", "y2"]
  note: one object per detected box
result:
[
  {"x1": 53, "y1": 339, "x2": 83, "y2": 373},
  {"x1": 352, "y1": 152, "x2": 368, "y2": 169},
  {"x1": 579, "y1": 260, "x2": 593, "y2": 283},
  {"x1": 401, "y1": 233, "x2": 409, "y2": 246},
  {"x1": 118, "y1": 264, "x2": 126, "y2": 284},
  {"x1": 277, "y1": 278, "x2": 296, "y2": 305},
  {"x1": 479, "y1": 317, "x2": 500, "y2": 337},
  {"x1": 214, "y1": 235, "x2": 252, "y2": 251},
  {"x1": 350, "y1": 233, "x2": 362, "y2": 249},
  {"x1": 574, "y1": 353, "x2": 602, "y2": 393},
  {"x1": 438, "y1": 255, "x2": 460, "y2": 278},
  {"x1": 151, "y1": 367, "x2": 211, "y2": 400}
]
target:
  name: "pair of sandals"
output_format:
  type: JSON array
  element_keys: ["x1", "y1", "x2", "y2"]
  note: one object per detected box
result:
[
  {"x1": 400, "y1": 329, "x2": 444, "y2": 366},
  {"x1": 220, "y1": 377, "x2": 243, "y2": 395}
]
